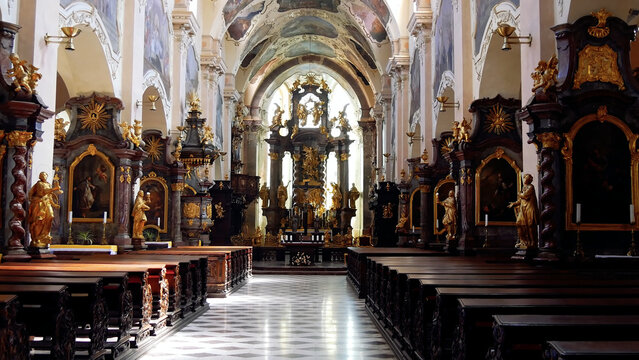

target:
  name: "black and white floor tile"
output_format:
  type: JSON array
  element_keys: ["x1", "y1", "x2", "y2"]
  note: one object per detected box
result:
[{"x1": 138, "y1": 275, "x2": 396, "y2": 359}]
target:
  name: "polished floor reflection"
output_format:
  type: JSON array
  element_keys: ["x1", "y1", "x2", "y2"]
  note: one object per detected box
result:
[{"x1": 139, "y1": 275, "x2": 395, "y2": 359}]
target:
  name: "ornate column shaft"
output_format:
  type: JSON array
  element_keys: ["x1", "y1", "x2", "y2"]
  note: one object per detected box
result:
[
  {"x1": 113, "y1": 159, "x2": 133, "y2": 248},
  {"x1": 415, "y1": 164, "x2": 434, "y2": 247},
  {"x1": 359, "y1": 120, "x2": 376, "y2": 229},
  {"x1": 5, "y1": 130, "x2": 33, "y2": 260},
  {"x1": 171, "y1": 182, "x2": 184, "y2": 245},
  {"x1": 454, "y1": 152, "x2": 475, "y2": 254}
]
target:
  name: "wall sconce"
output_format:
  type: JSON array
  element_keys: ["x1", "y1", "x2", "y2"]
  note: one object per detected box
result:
[
  {"x1": 219, "y1": 152, "x2": 227, "y2": 162},
  {"x1": 383, "y1": 153, "x2": 391, "y2": 162},
  {"x1": 406, "y1": 131, "x2": 423, "y2": 146},
  {"x1": 136, "y1": 95, "x2": 159, "y2": 111},
  {"x1": 436, "y1": 96, "x2": 459, "y2": 112},
  {"x1": 44, "y1": 26, "x2": 82, "y2": 51},
  {"x1": 496, "y1": 23, "x2": 532, "y2": 51}
]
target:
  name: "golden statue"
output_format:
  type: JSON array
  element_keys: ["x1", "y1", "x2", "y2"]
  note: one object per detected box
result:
[
  {"x1": 451, "y1": 121, "x2": 460, "y2": 141},
  {"x1": 277, "y1": 181, "x2": 288, "y2": 208},
  {"x1": 28, "y1": 172, "x2": 62, "y2": 248},
  {"x1": 382, "y1": 203, "x2": 393, "y2": 218},
  {"x1": 531, "y1": 54, "x2": 558, "y2": 93},
  {"x1": 336, "y1": 104, "x2": 351, "y2": 130},
  {"x1": 396, "y1": 209, "x2": 408, "y2": 233},
  {"x1": 271, "y1": 103, "x2": 284, "y2": 129},
  {"x1": 311, "y1": 101, "x2": 324, "y2": 126},
  {"x1": 54, "y1": 118, "x2": 69, "y2": 141},
  {"x1": 330, "y1": 182, "x2": 342, "y2": 210},
  {"x1": 120, "y1": 121, "x2": 141, "y2": 147},
  {"x1": 297, "y1": 103, "x2": 308, "y2": 126},
  {"x1": 188, "y1": 92, "x2": 201, "y2": 112},
  {"x1": 436, "y1": 190, "x2": 457, "y2": 241},
  {"x1": 132, "y1": 190, "x2": 151, "y2": 239},
  {"x1": 348, "y1": 183, "x2": 360, "y2": 209},
  {"x1": 302, "y1": 146, "x2": 320, "y2": 181},
  {"x1": 291, "y1": 125, "x2": 299, "y2": 138},
  {"x1": 458, "y1": 118, "x2": 472, "y2": 142},
  {"x1": 7, "y1": 53, "x2": 41, "y2": 95},
  {"x1": 259, "y1": 183, "x2": 270, "y2": 208},
  {"x1": 202, "y1": 125, "x2": 215, "y2": 145},
  {"x1": 508, "y1": 174, "x2": 539, "y2": 249}
]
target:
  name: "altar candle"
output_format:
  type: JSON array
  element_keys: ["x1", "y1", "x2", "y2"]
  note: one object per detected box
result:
[
  {"x1": 455, "y1": 185, "x2": 459, "y2": 196},
  {"x1": 412, "y1": 225, "x2": 415, "y2": 233},
  {"x1": 631, "y1": 204, "x2": 635, "y2": 224},
  {"x1": 68, "y1": 211, "x2": 73, "y2": 224},
  {"x1": 157, "y1": 217, "x2": 161, "y2": 227},
  {"x1": 436, "y1": 219, "x2": 439, "y2": 229},
  {"x1": 576, "y1": 203, "x2": 582, "y2": 224},
  {"x1": 103, "y1": 211, "x2": 107, "y2": 224},
  {"x1": 485, "y1": 214, "x2": 488, "y2": 227}
]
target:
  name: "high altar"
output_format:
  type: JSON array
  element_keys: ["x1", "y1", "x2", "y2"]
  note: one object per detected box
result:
[{"x1": 259, "y1": 74, "x2": 358, "y2": 259}]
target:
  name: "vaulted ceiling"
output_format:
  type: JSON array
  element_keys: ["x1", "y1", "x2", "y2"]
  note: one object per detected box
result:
[{"x1": 209, "y1": 0, "x2": 400, "y2": 107}]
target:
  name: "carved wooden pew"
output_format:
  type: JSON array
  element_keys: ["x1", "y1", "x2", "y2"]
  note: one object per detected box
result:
[
  {"x1": 544, "y1": 341, "x2": 639, "y2": 360},
  {"x1": 0, "y1": 276, "x2": 107, "y2": 360},
  {"x1": 0, "y1": 284, "x2": 75, "y2": 360},
  {"x1": 0, "y1": 263, "x2": 155, "y2": 348},
  {"x1": 0, "y1": 294, "x2": 29, "y2": 360},
  {"x1": 487, "y1": 315, "x2": 639, "y2": 360},
  {"x1": 172, "y1": 246, "x2": 253, "y2": 289},
  {"x1": 346, "y1": 247, "x2": 447, "y2": 298},
  {"x1": 409, "y1": 278, "x2": 639, "y2": 360},
  {"x1": 453, "y1": 298, "x2": 639, "y2": 360},
  {"x1": 0, "y1": 269, "x2": 131, "y2": 358}
]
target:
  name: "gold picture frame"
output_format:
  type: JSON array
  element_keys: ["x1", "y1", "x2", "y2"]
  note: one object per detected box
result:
[
  {"x1": 433, "y1": 178, "x2": 456, "y2": 233},
  {"x1": 68, "y1": 144, "x2": 115, "y2": 223},
  {"x1": 409, "y1": 187, "x2": 421, "y2": 229},
  {"x1": 563, "y1": 112, "x2": 639, "y2": 231},
  {"x1": 474, "y1": 148, "x2": 521, "y2": 226},
  {"x1": 140, "y1": 172, "x2": 169, "y2": 234}
]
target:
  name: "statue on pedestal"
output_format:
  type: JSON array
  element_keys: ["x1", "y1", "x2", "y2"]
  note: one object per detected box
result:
[
  {"x1": 132, "y1": 190, "x2": 150, "y2": 240},
  {"x1": 508, "y1": 174, "x2": 539, "y2": 249},
  {"x1": 348, "y1": 183, "x2": 360, "y2": 209},
  {"x1": 28, "y1": 172, "x2": 62, "y2": 248},
  {"x1": 330, "y1": 182, "x2": 342, "y2": 210},
  {"x1": 436, "y1": 190, "x2": 457, "y2": 241},
  {"x1": 259, "y1": 183, "x2": 270, "y2": 208},
  {"x1": 277, "y1": 181, "x2": 288, "y2": 208}
]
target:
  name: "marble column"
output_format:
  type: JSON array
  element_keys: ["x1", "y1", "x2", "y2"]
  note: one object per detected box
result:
[
  {"x1": 170, "y1": 182, "x2": 184, "y2": 246},
  {"x1": 358, "y1": 120, "x2": 376, "y2": 229},
  {"x1": 223, "y1": 78, "x2": 239, "y2": 178},
  {"x1": 113, "y1": 159, "x2": 133, "y2": 249},
  {"x1": 456, "y1": 153, "x2": 475, "y2": 254}
]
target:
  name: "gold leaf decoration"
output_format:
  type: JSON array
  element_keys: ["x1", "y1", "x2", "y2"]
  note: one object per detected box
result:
[
  {"x1": 484, "y1": 105, "x2": 514, "y2": 135},
  {"x1": 573, "y1": 44, "x2": 625, "y2": 90},
  {"x1": 78, "y1": 99, "x2": 110, "y2": 134},
  {"x1": 144, "y1": 136, "x2": 164, "y2": 162},
  {"x1": 588, "y1": 8, "x2": 611, "y2": 38},
  {"x1": 183, "y1": 202, "x2": 200, "y2": 219}
]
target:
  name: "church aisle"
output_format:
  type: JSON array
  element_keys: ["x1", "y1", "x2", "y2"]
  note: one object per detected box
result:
[{"x1": 138, "y1": 275, "x2": 396, "y2": 360}]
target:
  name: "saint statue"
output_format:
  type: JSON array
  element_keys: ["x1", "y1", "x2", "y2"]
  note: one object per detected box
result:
[
  {"x1": 277, "y1": 181, "x2": 288, "y2": 209},
  {"x1": 259, "y1": 183, "x2": 270, "y2": 208},
  {"x1": 330, "y1": 182, "x2": 342, "y2": 210},
  {"x1": 132, "y1": 190, "x2": 151, "y2": 239},
  {"x1": 436, "y1": 190, "x2": 457, "y2": 241},
  {"x1": 508, "y1": 174, "x2": 539, "y2": 249},
  {"x1": 297, "y1": 103, "x2": 308, "y2": 126},
  {"x1": 28, "y1": 172, "x2": 62, "y2": 248},
  {"x1": 348, "y1": 183, "x2": 360, "y2": 209},
  {"x1": 396, "y1": 209, "x2": 408, "y2": 233},
  {"x1": 271, "y1": 103, "x2": 284, "y2": 129}
]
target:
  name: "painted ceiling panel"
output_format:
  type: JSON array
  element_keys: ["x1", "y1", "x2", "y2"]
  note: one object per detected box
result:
[
  {"x1": 285, "y1": 41, "x2": 336, "y2": 58},
  {"x1": 227, "y1": 2, "x2": 264, "y2": 41},
  {"x1": 277, "y1": 0, "x2": 340, "y2": 12},
  {"x1": 281, "y1": 16, "x2": 339, "y2": 38},
  {"x1": 350, "y1": 3, "x2": 388, "y2": 42}
]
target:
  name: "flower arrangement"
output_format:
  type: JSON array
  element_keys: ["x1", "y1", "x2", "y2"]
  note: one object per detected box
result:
[{"x1": 291, "y1": 251, "x2": 312, "y2": 266}]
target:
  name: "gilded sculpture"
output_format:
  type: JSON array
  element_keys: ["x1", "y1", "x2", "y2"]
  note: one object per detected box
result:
[
  {"x1": 588, "y1": 8, "x2": 611, "y2": 38},
  {"x1": 311, "y1": 101, "x2": 324, "y2": 126},
  {"x1": 573, "y1": 44, "x2": 625, "y2": 90},
  {"x1": 215, "y1": 202, "x2": 225, "y2": 219},
  {"x1": 531, "y1": 54, "x2": 558, "y2": 93},
  {"x1": 183, "y1": 202, "x2": 200, "y2": 219},
  {"x1": 455, "y1": 118, "x2": 472, "y2": 143},
  {"x1": 348, "y1": 183, "x2": 360, "y2": 209},
  {"x1": 330, "y1": 182, "x2": 342, "y2": 210},
  {"x1": 508, "y1": 174, "x2": 539, "y2": 249},
  {"x1": 297, "y1": 103, "x2": 309, "y2": 126},
  {"x1": 259, "y1": 183, "x2": 270, "y2": 208},
  {"x1": 54, "y1": 118, "x2": 69, "y2": 142},
  {"x1": 271, "y1": 103, "x2": 284, "y2": 129},
  {"x1": 396, "y1": 208, "x2": 408, "y2": 232},
  {"x1": 28, "y1": 172, "x2": 62, "y2": 248},
  {"x1": 201, "y1": 125, "x2": 215, "y2": 145},
  {"x1": 436, "y1": 190, "x2": 457, "y2": 241},
  {"x1": 119, "y1": 121, "x2": 142, "y2": 147},
  {"x1": 79, "y1": 99, "x2": 110, "y2": 134},
  {"x1": 277, "y1": 181, "x2": 288, "y2": 208},
  {"x1": 188, "y1": 91, "x2": 201, "y2": 112},
  {"x1": 302, "y1": 146, "x2": 320, "y2": 181},
  {"x1": 132, "y1": 190, "x2": 151, "y2": 240},
  {"x1": 7, "y1": 53, "x2": 41, "y2": 95},
  {"x1": 382, "y1": 203, "x2": 393, "y2": 219}
]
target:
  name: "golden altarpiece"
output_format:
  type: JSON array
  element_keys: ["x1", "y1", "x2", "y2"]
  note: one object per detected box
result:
[{"x1": 261, "y1": 74, "x2": 357, "y2": 259}]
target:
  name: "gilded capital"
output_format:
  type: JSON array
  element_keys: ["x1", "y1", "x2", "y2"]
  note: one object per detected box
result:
[
  {"x1": 7, "y1": 130, "x2": 32, "y2": 147},
  {"x1": 268, "y1": 152, "x2": 279, "y2": 160},
  {"x1": 536, "y1": 132, "x2": 562, "y2": 150},
  {"x1": 171, "y1": 182, "x2": 185, "y2": 192}
]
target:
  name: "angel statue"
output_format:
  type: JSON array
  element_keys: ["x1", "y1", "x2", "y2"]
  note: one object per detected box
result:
[
  {"x1": 311, "y1": 101, "x2": 324, "y2": 126},
  {"x1": 531, "y1": 54, "x2": 558, "y2": 93},
  {"x1": 297, "y1": 103, "x2": 309, "y2": 126},
  {"x1": 271, "y1": 103, "x2": 284, "y2": 129},
  {"x1": 28, "y1": 172, "x2": 62, "y2": 248},
  {"x1": 259, "y1": 183, "x2": 270, "y2": 208}
]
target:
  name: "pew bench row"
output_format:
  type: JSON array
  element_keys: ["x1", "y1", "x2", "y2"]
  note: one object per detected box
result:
[{"x1": 350, "y1": 249, "x2": 639, "y2": 360}]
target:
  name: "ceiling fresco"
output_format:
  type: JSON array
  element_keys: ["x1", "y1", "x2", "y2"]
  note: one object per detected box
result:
[
  {"x1": 227, "y1": 2, "x2": 264, "y2": 41},
  {"x1": 223, "y1": 0, "x2": 254, "y2": 24},
  {"x1": 285, "y1": 40, "x2": 336, "y2": 58},
  {"x1": 277, "y1": 0, "x2": 340, "y2": 12},
  {"x1": 281, "y1": 16, "x2": 339, "y2": 38},
  {"x1": 349, "y1": 3, "x2": 388, "y2": 43}
]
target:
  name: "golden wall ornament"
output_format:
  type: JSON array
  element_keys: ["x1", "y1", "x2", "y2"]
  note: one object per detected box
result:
[
  {"x1": 485, "y1": 104, "x2": 514, "y2": 134},
  {"x1": 303, "y1": 146, "x2": 321, "y2": 180},
  {"x1": 7, "y1": 130, "x2": 32, "y2": 147},
  {"x1": 596, "y1": 105, "x2": 608, "y2": 122},
  {"x1": 291, "y1": 125, "x2": 299, "y2": 138},
  {"x1": 206, "y1": 203, "x2": 212, "y2": 219},
  {"x1": 564, "y1": 112, "x2": 639, "y2": 231},
  {"x1": 215, "y1": 202, "x2": 225, "y2": 219},
  {"x1": 171, "y1": 182, "x2": 185, "y2": 192},
  {"x1": 6, "y1": 53, "x2": 41, "y2": 95},
  {"x1": 573, "y1": 44, "x2": 625, "y2": 90},
  {"x1": 183, "y1": 202, "x2": 200, "y2": 219},
  {"x1": 536, "y1": 132, "x2": 562, "y2": 150},
  {"x1": 382, "y1": 202, "x2": 394, "y2": 219},
  {"x1": 119, "y1": 166, "x2": 131, "y2": 184},
  {"x1": 531, "y1": 54, "x2": 559, "y2": 93},
  {"x1": 54, "y1": 118, "x2": 69, "y2": 141},
  {"x1": 268, "y1": 152, "x2": 279, "y2": 161},
  {"x1": 144, "y1": 136, "x2": 164, "y2": 162},
  {"x1": 588, "y1": 8, "x2": 611, "y2": 38},
  {"x1": 340, "y1": 153, "x2": 349, "y2": 161},
  {"x1": 78, "y1": 99, "x2": 110, "y2": 134}
]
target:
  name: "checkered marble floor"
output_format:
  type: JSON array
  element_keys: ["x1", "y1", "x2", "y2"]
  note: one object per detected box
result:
[{"x1": 137, "y1": 275, "x2": 395, "y2": 360}]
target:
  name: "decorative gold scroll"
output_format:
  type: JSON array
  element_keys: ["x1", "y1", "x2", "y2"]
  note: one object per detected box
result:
[{"x1": 573, "y1": 44, "x2": 625, "y2": 90}]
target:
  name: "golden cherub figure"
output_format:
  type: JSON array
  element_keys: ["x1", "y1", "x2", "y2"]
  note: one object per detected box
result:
[
  {"x1": 119, "y1": 121, "x2": 141, "y2": 147},
  {"x1": 7, "y1": 53, "x2": 41, "y2": 95},
  {"x1": 202, "y1": 125, "x2": 215, "y2": 144},
  {"x1": 54, "y1": 118, "x2": 69, "y2": 141},
  {"x1": 531, "y1": 54, "x2": 558, "y2": 93},
  {"x1": 457, "y1": 118, "x2": 472, "y2": 143},
  {"x1": 297, "y1": 103, "x2": 309, "y2": 126},
  {"x1": 271, "y1": 103, "x2": 284, "y2": 129},
  {"x1": 311, "y1": 101, "x2": 324, "y2": 126}
]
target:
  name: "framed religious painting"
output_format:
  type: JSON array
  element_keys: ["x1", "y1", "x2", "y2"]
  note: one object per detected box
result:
[
  {"x1": 474, "y1": 148, "x2": 521, "y2": 226},
  {"x1": 68, "y1": 144, "x2": 115, "y2": 223},
  {"x1": 140, "y1": 172, "x2": 168, "y2": 234}
]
